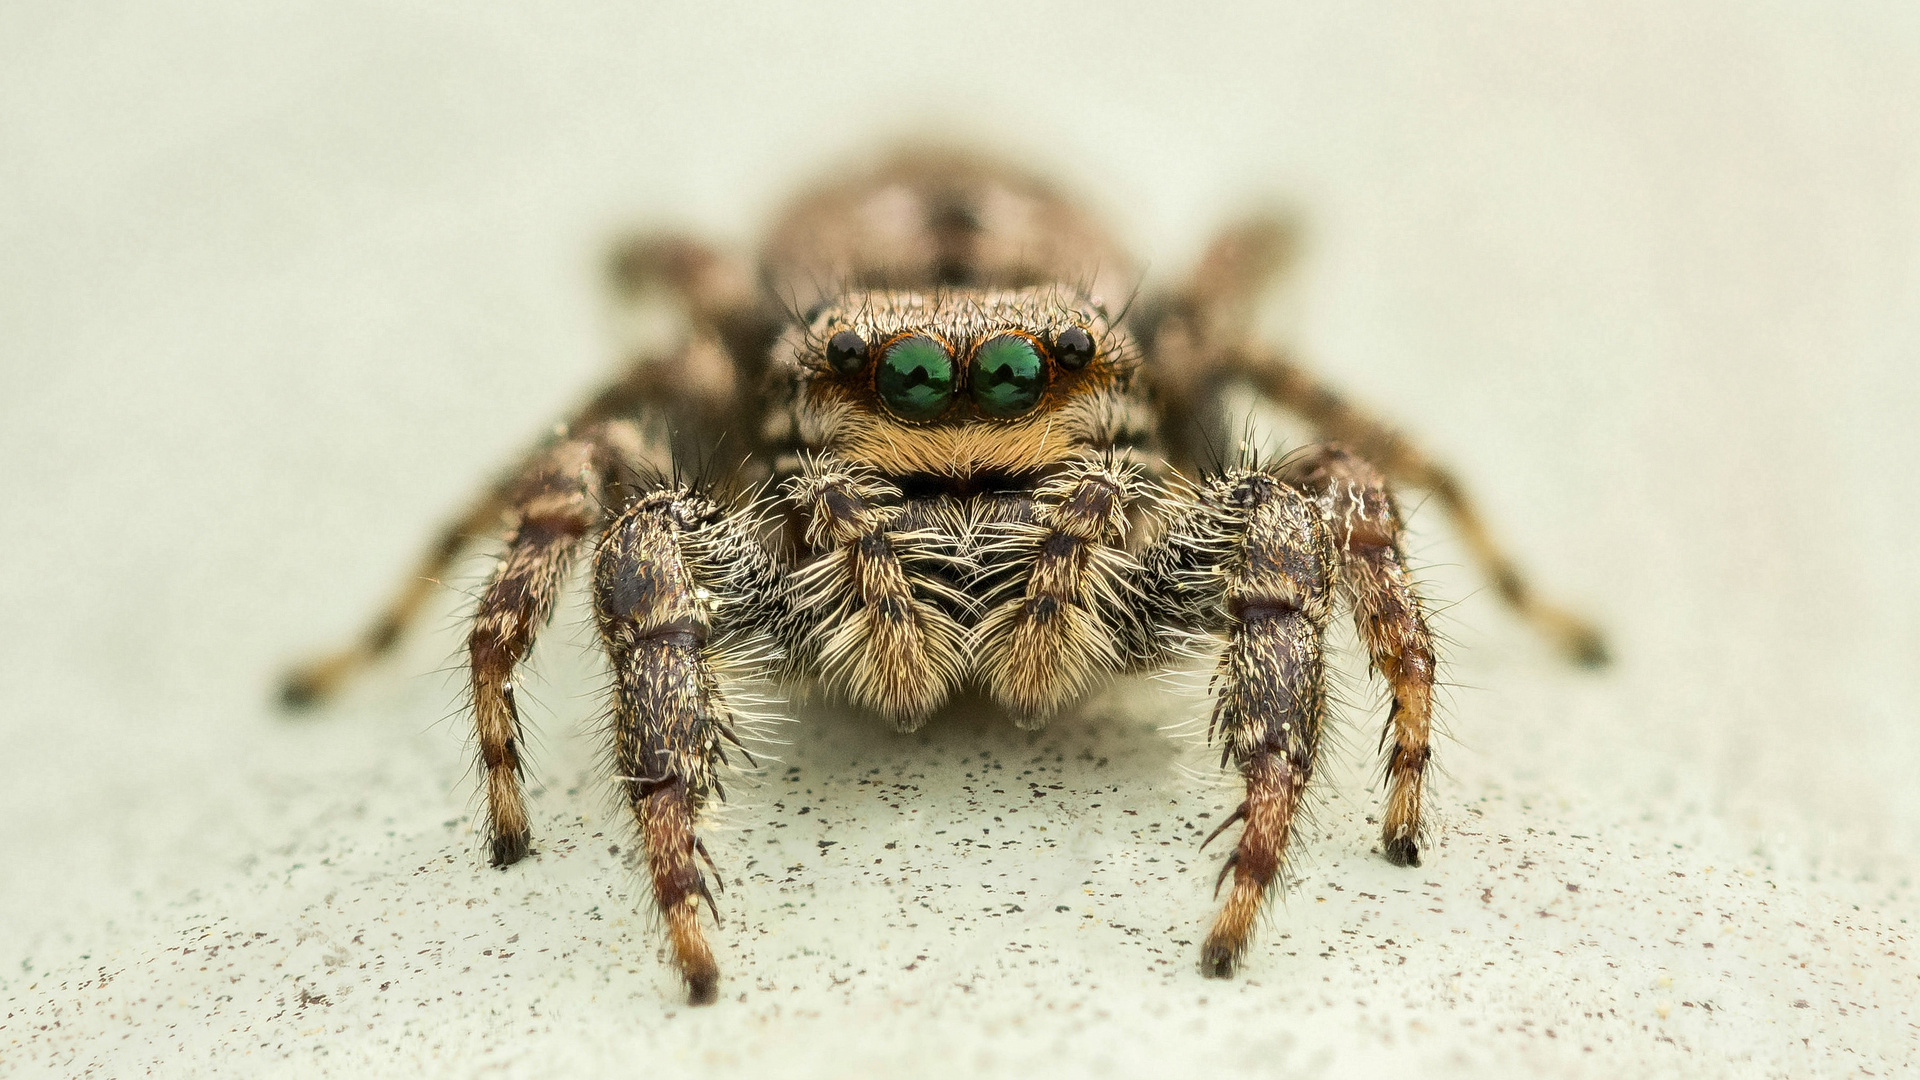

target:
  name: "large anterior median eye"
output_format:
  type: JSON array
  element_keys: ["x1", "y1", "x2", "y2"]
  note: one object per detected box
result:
[
  {"x1": 969, "y1": 335, "x2": 1046, "y2": 418},
  {"x1": 877, "y1": 335, "x2": 956, "y2": 421}
]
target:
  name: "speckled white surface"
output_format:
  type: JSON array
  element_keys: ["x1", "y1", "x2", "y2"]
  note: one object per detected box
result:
[{"x1": 3, "y1": 3, "x2": 1918, "y2": 1078}]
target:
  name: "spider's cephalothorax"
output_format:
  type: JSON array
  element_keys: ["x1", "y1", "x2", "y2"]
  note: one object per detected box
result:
[{"x1": 283, "y1": 148, "x2": 1606, "y2": 1005}]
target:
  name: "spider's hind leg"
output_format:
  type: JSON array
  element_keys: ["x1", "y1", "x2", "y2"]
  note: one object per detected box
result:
[
  {"x1": 1234, "y1": 355, "x2": 1607, "y2": 667},
  {"x1": 593, "y1": 484, "x2": 786, "y2": 1006},
  {"x1": 1140, "y1": 211, "x2": 1606, "y2": 667},
  {"x1": 280, "y1": 238, "x2": 769, "y2": 710}
]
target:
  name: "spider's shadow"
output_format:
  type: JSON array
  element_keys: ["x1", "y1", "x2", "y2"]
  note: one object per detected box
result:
[{"x1": 783, "y1": 681, "x2": 1181, "y2": 762}]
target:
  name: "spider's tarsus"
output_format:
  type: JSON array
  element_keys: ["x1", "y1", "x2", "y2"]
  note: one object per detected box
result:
[
  {"x1": 278, "y1": 673, "x2": 323, "y2": 711},
  {"x1": 1200, "y1": 940, "x2": 1238, "y2": 979},
  {"x1": 1383, "y1": 836, "x2": 1421, "y2": 867},
  {"x1": 685, "y1": 965, "x2": 720, "y2": 1006},
  {"x1": 490, "y1": 832, "x2": 531, "y2": 867},
  {"x1": 277, "y1": 653, "x2": 354, "y2": 712},
  {"x1": 1568, "y1": 628, "x2": 1612, "y2": 669}
]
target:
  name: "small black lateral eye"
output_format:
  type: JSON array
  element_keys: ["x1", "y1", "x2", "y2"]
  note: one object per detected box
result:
[
  {"x1": 1052, "y1": 326, "x2": 1094, "y2": 369},
  {"x1": 825, "y1": 330, "x2": 868, "y2": 374}
]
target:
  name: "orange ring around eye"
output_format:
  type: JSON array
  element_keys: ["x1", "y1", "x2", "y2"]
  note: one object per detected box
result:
[
  {"x1": 969, "y1": 333, "x2": 1048, "y2": 418},
  {"x1": 876, "y1": 334, "x2": 956, "y2": 421}
]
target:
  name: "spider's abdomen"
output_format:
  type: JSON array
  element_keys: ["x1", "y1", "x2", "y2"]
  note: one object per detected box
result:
[{"x1": 759, "y1": 148, "x2": 1137, "y2": 314}]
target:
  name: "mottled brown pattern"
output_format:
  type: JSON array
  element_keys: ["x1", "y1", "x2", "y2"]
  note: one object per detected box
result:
[
  {"x1": 595, "y1": 493, "x2": 748, "y2": 1001},
  {"x1": 1282, "y1": 445, "x2": 1437, "y2": 866},
  {"x1": 466, "y1": 423, "x2": 643, "y2": 866},
  {"x1": 284, "y1": 146, "x2": 1603, "y2": 1003}
]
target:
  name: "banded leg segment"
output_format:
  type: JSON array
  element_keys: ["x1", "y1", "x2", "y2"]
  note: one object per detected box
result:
[
  {"x1": 468, "y1": 422, "x2": 648, "y2": 866},
  {"x1": 1143, "y1": 467, "x2": 1335, "y2": 977},
  {"x1": 278, "y1": 344, "x2": 715, "y2": 709},
  {"x1": 974, "y1": 455, "x2": 1144, "y2": 723},
  {"x1": 280, "y1": 233, "x2": 766, "y2": 712},
  {"x1": 280, "y1": 487, "x2": 508, "y2": 708},
  {"x1": 1282, "y1": 445, "x2": 1437, "y2": 866},
  {"x1": 1229, "y1": 348, "x2": 1607, "y2": 666},
  {"x1": 594, "y1": 487, "x2": 783, "y2": 1006}
]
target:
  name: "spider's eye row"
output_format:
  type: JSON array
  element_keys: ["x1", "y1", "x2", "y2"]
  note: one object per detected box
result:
[
  {"x1": 862, "y1": 326, "x2": 1094, "y2": 421},
  {"x1": 969, "y1": 335, "x2": 1046, "y2": 418},
  {"x1": 825, "y1": 330, "x2": 868, "y2": 375},
  {"x1": 877, "y1": 335, "x2": 956, "y2": 421},
  {"x1": 1052, "y1": 326, "x2": 1095, "y2": 369}
]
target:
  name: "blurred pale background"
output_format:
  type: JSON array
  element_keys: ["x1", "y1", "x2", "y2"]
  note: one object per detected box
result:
[{"x1": 2, "y1": 3, "x2": 1915, "y2": 1077}]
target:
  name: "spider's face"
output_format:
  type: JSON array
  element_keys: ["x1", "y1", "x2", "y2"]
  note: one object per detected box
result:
[{"x1": 777, "y1": 287, "x2": 1139, "y2": 477}]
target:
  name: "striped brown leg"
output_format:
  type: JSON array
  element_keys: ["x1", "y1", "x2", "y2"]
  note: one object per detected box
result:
[
  {"x1": 593, "y1": 487, "x2": 784, "y2": 1006},
  {"x1": 1142, "y1": 466, "x2": 1336, "y2": 977},
  {"x1": 1282, "y1": 445, "x2": 1437, "y2": 866},
  {"x1": 1144, "y1": 215, "x2": 1604, "y2": 667},
  {"x1": 280, "y1": 237, "x2": 762, "y2": 710},
  {"x1": 1229, "y1": 348, "x2": 1608, "y2": 666},
  {"x1": 277, "y1": 362, "x2": 697, "y2": 709},
  {"x1": 464, "y1": 421, "x2": 648, "y2": 867},
  {"x1": 279, "y1": 482, "x2": 513, "y2": 708}
]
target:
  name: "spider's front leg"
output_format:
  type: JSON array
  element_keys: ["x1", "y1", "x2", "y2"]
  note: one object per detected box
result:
[
  {"x1": 1145, "y1": 449, "x2": 1440, "y2": 975},
  {"x1": 593, "y1": 487, "x2": 784, "y2": 1005},
  {"x1": 1143, "y1": 464, "x2": 1336, "y2": 977}
]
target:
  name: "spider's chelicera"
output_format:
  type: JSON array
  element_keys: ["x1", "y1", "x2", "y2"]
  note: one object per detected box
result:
[{"x1": 283, "y1": 148, "x2": 1605, "y2": 1005}]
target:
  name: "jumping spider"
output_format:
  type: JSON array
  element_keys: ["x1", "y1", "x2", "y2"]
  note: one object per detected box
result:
[{"x1": 283, "y1": 148, "x2": 1605, "y2": 1005}]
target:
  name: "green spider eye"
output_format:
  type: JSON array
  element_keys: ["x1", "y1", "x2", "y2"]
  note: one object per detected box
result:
[
  {"x1": 876, "y1": 335, "x2": 955, "y2": 421},
  {"x1": 969, "y1": 335, "x2": 1046, "y2": 418}
]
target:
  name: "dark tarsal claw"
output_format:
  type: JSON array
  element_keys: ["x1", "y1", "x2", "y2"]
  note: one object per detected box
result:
[
  {"x1": 1570, "y1": 628, "x2": 1611, "y2": 668},
  {"x1": 278, "y1": 673, "x2": 322, "y2": 711},
  {"x1": 695, "y1": 877, "x2": 722, "y2": 923},
  {"x1": 1211, "y1": 849, "x2": 1241, "y2": 899},
  {"x1": 694, "y1": 836, "x2": 724, "y2": 893}
]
